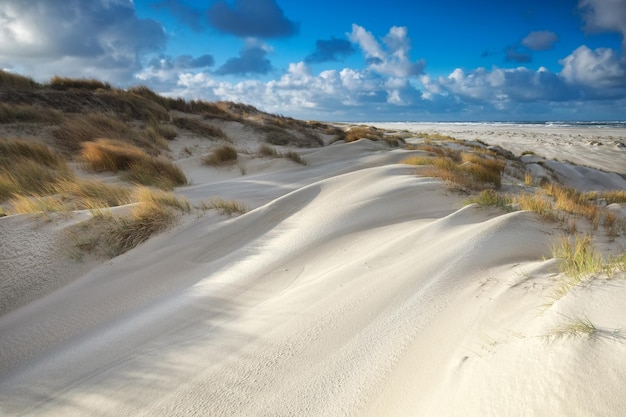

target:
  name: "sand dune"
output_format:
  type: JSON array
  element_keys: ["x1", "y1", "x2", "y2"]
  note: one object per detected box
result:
[{"x1": 1, "y1": 126, "x2": 626, "y2": 416}]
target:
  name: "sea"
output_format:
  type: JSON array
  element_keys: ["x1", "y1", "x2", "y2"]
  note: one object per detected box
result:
[{"x1": 371, "y1": 121, "x2": 626, "y2": 129}]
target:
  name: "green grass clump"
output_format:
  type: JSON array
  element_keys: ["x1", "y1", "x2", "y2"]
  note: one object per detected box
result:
[{"x1": 203, "y1": 145, "x2": 238, "y2": 166}]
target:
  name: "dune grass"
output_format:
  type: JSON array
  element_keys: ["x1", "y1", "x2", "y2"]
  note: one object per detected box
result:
[
  {"x1": 203, "y1": 145, "x2": 238, "y2": 166},
  {"x1": 256, "y1": 144, "x2": 307, "y2": 165},
  {"x1": 258, "y1": 143, "x2": 281, "y2": 157},
  {"x1": 53, "y1": 113, "x2": 140, "y2": 153},
  {"x1": 553, "y1": 235, "x2": 604, "y2": 280},
  {"x1": 123, "y1": 157, "x2": 188, "y2": 190},
  {"x1": 402, "y1": 151, "x2": 505, "y2": 190},
  {"x1": 49, "y1": 76, "x2": 111, "y2": 91},
  {"x1": 0, "y1": 139, "x2": 74, "y2": 201},
  {"x1": 102, "y1": 189, "x2": 189, "y2": 256},
  {"x1": 81, "y1": 139, "x2": 148, "y2": 172},
  {"x1": 284, "y1": 150, "x2": 307, "y2": 165},
  {"x1": 548, "y1": 315, "x2": 600, "y2": 339},
  {"x1": 173, "y1": 117, "x2": 227, "y2": 139},
  {"x1": 81, "y1": 139, "x2": 187, "y2": 189},
  {"x1": 345, "y1": 126, "x2": 384, "y2": 142},
  {"x1": 0, "y1": 70, "x2": 40, "y2": 89},
  {"x1": 197, "y1": 198, "x2": 249, "y2": 216},
  {"x1": 0, "y1": 103, "x2": 64, "y2": 124},
  {"x1": 56, "y1": 179, "x2": 131, "y2": 209}
]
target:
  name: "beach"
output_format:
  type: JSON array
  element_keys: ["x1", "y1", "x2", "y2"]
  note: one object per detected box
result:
[{"x1": 1, "y1": 121, "x2": 626, "y2": 416}]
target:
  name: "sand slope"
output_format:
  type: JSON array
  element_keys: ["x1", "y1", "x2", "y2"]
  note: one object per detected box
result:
[{"x1": 1, "y1": 131, "x2": 626, "y2": 416}]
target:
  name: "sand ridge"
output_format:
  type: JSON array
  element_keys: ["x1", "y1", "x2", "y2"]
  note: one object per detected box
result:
[{"x1": 1, "y1": 123, "x2": 626, "y2": 416}]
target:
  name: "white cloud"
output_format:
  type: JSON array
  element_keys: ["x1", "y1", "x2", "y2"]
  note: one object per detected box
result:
[
  {"x1": 438, "y1": 66, "x2": 574, "y2": 104},
  {"x1": 348, "y1": 24, "x2": 385, "y2": 61},
  {"x1": 348, "y1": 24, "x2": 425, "y2": 78},
  {"x1": 559, "y1": 45, "x2": 626, "y2": 91}
]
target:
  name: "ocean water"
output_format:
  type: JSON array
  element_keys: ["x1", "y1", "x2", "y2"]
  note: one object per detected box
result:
[{"x1": 375, "y1": 121, "x2": 626, "y2": 129}]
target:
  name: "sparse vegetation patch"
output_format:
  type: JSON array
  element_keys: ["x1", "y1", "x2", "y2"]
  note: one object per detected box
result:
[{"x1": 203, "y1": 145, "x2": 238, "y2": 166}]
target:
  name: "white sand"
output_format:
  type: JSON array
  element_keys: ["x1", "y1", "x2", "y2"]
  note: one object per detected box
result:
[{"x1": 1, "y1": 124, "x2": 626, "y2": 416}]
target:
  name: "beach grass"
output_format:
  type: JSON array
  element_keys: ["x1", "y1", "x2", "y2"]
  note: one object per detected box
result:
[
  {"x1": 197, "y1": 198, "x2": 249, "y2": 216},
  {"x1": 284, "y1": 150, "x2": 307, "y2": 165},
  {"x1": 0, "y1": 139, "x2": 74, "y2": 201},
  {"x1": 203, "y1": 145, "x2": 238, "y2": 166},
  {"x1": 173, "y1": 117, "x2": 227, "y2": 139}
]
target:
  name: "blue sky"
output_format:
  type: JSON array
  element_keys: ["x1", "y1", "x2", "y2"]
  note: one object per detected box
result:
[{"x1": 1, "y1": 0, "x2": 625, "y2": 121}]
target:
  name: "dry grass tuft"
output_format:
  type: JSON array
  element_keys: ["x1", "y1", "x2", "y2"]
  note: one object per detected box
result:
[
  {"x1": 198, "y1": 198, "x2": 249, "y2": 216},
  {"x1": 0, "y1": 139, "x2": 73, "y2": 201},
  {"x1": 105, "y1": 201, "x2": 177, "y2": 256},
  {"x1": 345, "y1": 126, "x2": 383, "y2": 142},
  {"x1": 284, "y1": 150, "x2": 307, "y2": 165},
  {"x1": 203, "y1": 145, "x2": 238, "y2": 166},
  {"x1": 542, "y1": 183, "x2": 600, "y2": 226},
  {"x1": 0, "y1": 103, "x2": 63, "y2": 124},
  {"x1": 81, "y1": 139, "x2": 148, "y2": 172},
  {"x1": 0, "y1": 70, "x2": 40, "y2": 89},
  {"x1": 554, "y1": 235, "x2": 604, "y2": 279},
  {"x1": 54, "y1": 113, "x2": 138, "y2": 153},
  {"x1": 515, "y1": 192, "x2": 555, "y2": 219},
  {"x1": 402, "y1": 151, "x2": 504, "y2": 190},
  {"x1": 258, "y1": 143, "x2": 280, "y2": 157},
  {"x1": 81, "y1": 139, "x2": 187, "y2": 189},
  {"x1": 464, "y1": 189, "x2": 512, "y2": 209},
  {"x1": 49, "y1": 76, "x2": 111, "y2": 91},
  {"x1": 123, "y1": 157, "x2": 188, "y2": 190},
  {"x1": 53, "y1": 179, "x2": 132, "y2": 210}
]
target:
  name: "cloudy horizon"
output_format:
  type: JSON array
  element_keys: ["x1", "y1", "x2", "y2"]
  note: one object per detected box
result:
[{"x1": 1, "y1": 0, "x2": 625, "y2": 121}]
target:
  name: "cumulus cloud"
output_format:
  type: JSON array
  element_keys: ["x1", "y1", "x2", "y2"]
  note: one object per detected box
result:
[
  {"x1": 560, "y1": 45, "x2": 626, "y2": 92},
  {"x1": 207, "y1": 0, "x2": 298, "y2": 39},
  {"x1": 522, "y1": 30, "x2": 559, "y2": 51},
  {"x1": 152, "y1": 0, "x2": 205, "y2": 32},
  {"x1": 578, "y1": 0, "x2": 626, "y2": 46},
  {"x1": 0, "y1": 0, "x2": 165, "y2": 83},
  {"x1": 215, "y1": 41, "x2": 273, "y2": 75},
  {"x1": 304, "y1": 37, "x2": 355, "y2": 64},
  {"x1": 438, "y1": 66, "x2": 574, "y2": 105},
  {"x1": 348, "y1": 24, "x2": 425, "y2": 78},
  {"x1": 167, "y1": 60, "x2": 424, "y2": 119}
]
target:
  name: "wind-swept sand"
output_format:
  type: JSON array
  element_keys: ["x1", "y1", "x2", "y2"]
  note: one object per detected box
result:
[{"x1": 1, "y1": 124, "x2": 626, "y2": 416}]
